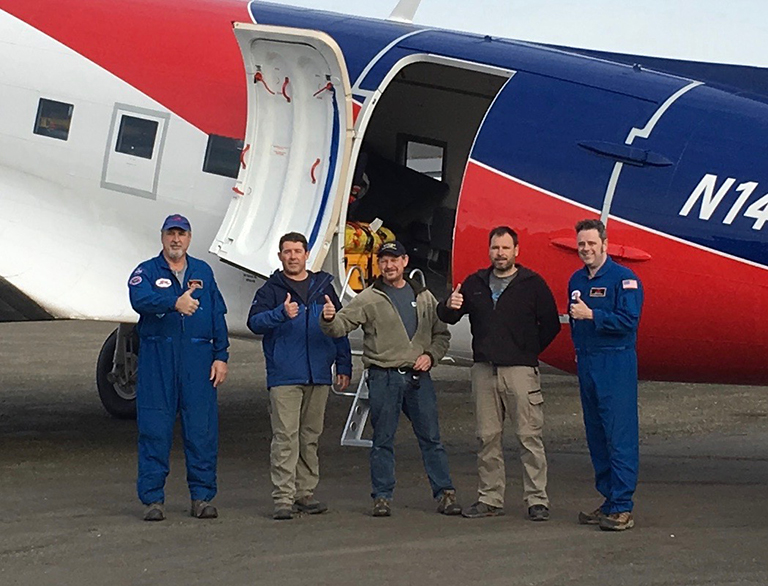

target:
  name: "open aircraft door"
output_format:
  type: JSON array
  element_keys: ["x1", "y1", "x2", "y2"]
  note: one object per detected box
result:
[{"x1": 210, "y1": 23, "x2": 354, "y2": 277}]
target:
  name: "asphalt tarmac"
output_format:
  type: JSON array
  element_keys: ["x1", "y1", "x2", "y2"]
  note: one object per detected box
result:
[{"x1": 1, "y1": 321, "x2": 768, "y2": 586}]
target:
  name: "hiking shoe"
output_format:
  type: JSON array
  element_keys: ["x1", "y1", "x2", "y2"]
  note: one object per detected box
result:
[
  {"x1": 599, "y1": 511, "x2": 634, "y2": 531},
  {"x1": 528, "y1": 504, "x2": 550, "y2": 521},
  {"x1": 372, "y1": 497, "x2": 391, "y2": 517},
  {"x1": 578, "y1": 507, "x2": 605, "y2": 525},
  {"x1": 293, "y1": 496, "x2": 328, "y2": 515},
  {"x1": 190, "y1": 500, "x2": 218, "y2": 519},
  {"x1": 143, "y1": 502, "x2": 165, "y2": 522},
  {"x1": 462, "y1": 501, "x2": 504, "y2": 518},
  {"x1": 436, "y1": 489, "x2": 462, "y2": 515},
  {"x1": 273, "y1": 505, "x2": 294, "y2": 521}
]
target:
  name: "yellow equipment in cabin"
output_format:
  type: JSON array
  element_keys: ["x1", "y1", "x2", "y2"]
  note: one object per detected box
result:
[{"x1": 344, "y1": 221, "x2": 396, "y2": 291}]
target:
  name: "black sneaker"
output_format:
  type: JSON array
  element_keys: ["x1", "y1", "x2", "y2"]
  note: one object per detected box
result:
[
  {"x1": 528, "y1": 504, "x2": 550, "y2": 522},
  {"x1": 273, "y1": 505, "x2": 293, "y2": 520},
  {"x1": 293, "y1": 496, "x2": 328, "y2": 515},
  {"x1": 143, "y1": 502, "x2": 165, "y2": 522},
  {"x1": 190, "y1": 500, "x2": 218, "y2": 519},
  {"x1": 462, "y1": 501, "x2": 504, "y2": 518},
  {"x1": 372, "y1": 497, "x2": 391, "y2": 517},
  {"x1": 599, "y1": 511, "x2": 634, "y2": 531}
]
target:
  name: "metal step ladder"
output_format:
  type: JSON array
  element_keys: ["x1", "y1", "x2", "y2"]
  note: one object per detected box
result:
[
  {"x1": 333, "y1": 264, "x2": 372, "y2": 447},
  {"x1": 339, "y1": 370, "x2": 372, "y2": 447}
]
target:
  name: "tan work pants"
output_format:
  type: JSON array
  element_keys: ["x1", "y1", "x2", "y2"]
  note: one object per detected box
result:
[
  {"x1": 471, "y1": 363, "x2": 548, "y2": 508},
  {"x1": 269, "y1": 385, "x2": 330, "y2": 506}
]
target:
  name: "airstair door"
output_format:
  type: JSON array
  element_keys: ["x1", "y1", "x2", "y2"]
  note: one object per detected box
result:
[{"x1": 210, "y1": 23, "x2": 354, "y2": 276}]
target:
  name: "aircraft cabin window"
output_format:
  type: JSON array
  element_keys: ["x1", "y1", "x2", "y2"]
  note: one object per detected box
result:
[
  {"x1": 33, "y1": 98, "x2": 74, "y2": 141},
  {"x1": 203, "y1": 135, "x2": 244, "y2": 179},
  {"x1": 115, "y1": 115, "x2": 159, "y2": 159},
  {"x1": 398, "y1": 136, "x2": 446, "y2": 182}
]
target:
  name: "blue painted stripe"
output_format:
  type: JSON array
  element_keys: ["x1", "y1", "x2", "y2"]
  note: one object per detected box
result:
[{"x1": 308, "y1": 86, "x2": 341, "y2": 249}]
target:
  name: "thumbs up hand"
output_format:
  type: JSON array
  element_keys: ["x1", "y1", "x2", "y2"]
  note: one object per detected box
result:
[
  {"x1": 322, "y1": 294, "x2": 336, "y2": 321},
  {"x1": 175, "y1": 287, "x2": 200, "y2": 316},
  {"x1": 569, "y1": 296, "x2": 593, "y2": 320},
  {"x1": 447, "y1": 283, "x2": 464, "y2": 310},
  {"x1": 283, "y1": 292, "x2": 299, "y2": 319}
]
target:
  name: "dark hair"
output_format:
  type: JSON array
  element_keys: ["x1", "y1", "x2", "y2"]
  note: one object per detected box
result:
[
  {"x1": 279, "y1": 232, "x2": 308, "y2": 252},
  {"x1": 488, "y1": 226, "x2": 518, "y2": 246},
  {"x1": 575, "y1": 219, "x2": 607, "y2": 241}
]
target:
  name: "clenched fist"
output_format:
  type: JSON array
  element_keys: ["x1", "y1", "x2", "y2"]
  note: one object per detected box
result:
[
  {"x1": 284, "y1": 292, "x2": 299, "y2": 319},
  {"x1": 447, "y1": 283, "x2": 464, "y2": 310}
]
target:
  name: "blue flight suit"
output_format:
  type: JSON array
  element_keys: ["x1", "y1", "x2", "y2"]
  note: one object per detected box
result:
[
  {"x1": 568, "y1": 257, "x2": 643, "y2": 514},
  {"x1": 128, "y1": 253, "x2": 229, "y2": 505}
]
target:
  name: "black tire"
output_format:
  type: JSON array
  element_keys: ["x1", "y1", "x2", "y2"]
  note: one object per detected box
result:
[{"x1": 96, "y1": 328, "x2": 137, "y2": 419}]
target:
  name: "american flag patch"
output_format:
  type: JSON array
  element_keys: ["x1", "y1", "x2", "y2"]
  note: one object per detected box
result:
[{"x1": 622, "y1": 279, "x2": 638, "y2": 290}]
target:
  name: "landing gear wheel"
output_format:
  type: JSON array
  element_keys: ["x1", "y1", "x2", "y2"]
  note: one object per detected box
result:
[{"x1": 96, "y1": 327, "x2": 138, "y2": 419}]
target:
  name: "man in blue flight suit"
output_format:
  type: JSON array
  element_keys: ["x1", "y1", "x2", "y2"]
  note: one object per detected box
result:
[
  {"x1": 568, "y1": 219, "x2": 643, "y2": 531},
  {"x1": 128, "y1": 214, "x2": 229, "y2": 522},
  {"x1": 248, "y1": 232, "x2": 352, "y2": 520}
]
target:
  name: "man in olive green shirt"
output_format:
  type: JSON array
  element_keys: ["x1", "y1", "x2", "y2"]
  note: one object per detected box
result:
[{"x1": 320, "y1": 241, "x2": 460, "y2": 517}]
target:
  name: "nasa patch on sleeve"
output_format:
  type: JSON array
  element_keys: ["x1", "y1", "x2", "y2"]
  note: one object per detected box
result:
[
  {"x1": 622, "y1": 279, "x2": 638, "y2": 290},
  {"x1": 129, "y1": 276, "x2": 142, "y2": 286}
]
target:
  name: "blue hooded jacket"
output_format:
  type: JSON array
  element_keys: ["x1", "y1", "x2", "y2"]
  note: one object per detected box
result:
[{"x1": 247, "y1": 270, "x2": 352, "y2": 388}]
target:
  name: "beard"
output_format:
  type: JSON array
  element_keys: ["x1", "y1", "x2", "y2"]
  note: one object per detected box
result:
[
  {"x1": 492, "y1": 258, "x2": 514, "y2": 271},
  {"x1": 166, "y1": 248, "x2": 184, "y2": 261}
]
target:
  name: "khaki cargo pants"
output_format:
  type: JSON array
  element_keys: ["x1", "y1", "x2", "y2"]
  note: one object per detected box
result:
[
  {"x1": 471, "y1": 363, "x2": 548, "y2": 509},
  {"x1": 269, "y1": 384, "x2": 330, "y2": 506}
]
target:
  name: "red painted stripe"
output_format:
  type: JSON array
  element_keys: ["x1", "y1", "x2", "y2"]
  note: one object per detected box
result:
[
  {"x1": 455, "y1": 161, "x2": 768, "y2": 384},
  {"x1": 2, "y1": 0, "x2": 250, "y2": 138}
]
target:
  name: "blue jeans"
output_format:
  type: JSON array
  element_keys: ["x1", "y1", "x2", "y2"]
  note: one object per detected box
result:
[{"x1": 367, "y1": 367, "x2": 454, "y2": 500}]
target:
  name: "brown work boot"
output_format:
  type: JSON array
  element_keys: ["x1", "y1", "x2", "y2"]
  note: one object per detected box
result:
[
  {"x1": 461, "y1": 501, "x2": 504, "y2": 518},
  {"x1": 143, "y1": 502, "x2": 165, "y2": 522},
  {"x1": 293, "y1": 495, "x2": 328, "y2": 515},
  {"x1": 436, "y1": 489, "x2": 462, "y2": 515},
  {"x1": 190, "y1": 500, "x2": 218, "y2": 519},
  {"x1": 273, "y1": 504, "x2": 293, "y2": 521},
  {"x1": 599, "y1": 511, "x2": 634, "y2": 531},
  {"x1": 578, "y1": 507, "x2": 605, "y2": 525},
  {"x1": 372, "y1": 497, "x2": 391, "y2": 517}
]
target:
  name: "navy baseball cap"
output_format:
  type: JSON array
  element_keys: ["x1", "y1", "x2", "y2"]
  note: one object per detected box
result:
[
  {"x1": 161, "y1": 214, "x2": 191, "y2": 232},
  {"x1": 377, "y1": 240, "x2": 407, "y2": 257}
]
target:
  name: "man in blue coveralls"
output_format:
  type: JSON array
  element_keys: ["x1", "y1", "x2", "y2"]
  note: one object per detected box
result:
[
  {"x1": 568, "y1": 219, "x2": 643, "y2": 531},
  {"x1": 128, "y1": 214, "x2": 229, "y2": 522}
]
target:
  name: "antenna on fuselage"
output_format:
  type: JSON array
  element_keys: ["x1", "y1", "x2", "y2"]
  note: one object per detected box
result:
[{"x1": 388, "y1": 0, "x2": 422, "y2": 23}]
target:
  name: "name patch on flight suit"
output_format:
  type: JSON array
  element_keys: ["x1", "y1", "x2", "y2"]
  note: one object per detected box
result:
[
  {"x1": 589, "y1": 287, "x2": 607, "y2": 298},
  {"x1": 188, "y1": 279, "x2": 204, "y2": 289},
  {"x1": 155, "y1": 278, "x2": 172, "y2": 288}
]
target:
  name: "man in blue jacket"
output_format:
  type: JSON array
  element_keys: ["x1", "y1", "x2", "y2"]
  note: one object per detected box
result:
[
  {"x1": 568, "y1": 219, "x2": 643, "y2": 531},
  {"x1": 128, "y1": 214, "x2": 229, "y2": 522},
  {"x1": 248, "y1": 232, "x2": 352, "y2": 520}
]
